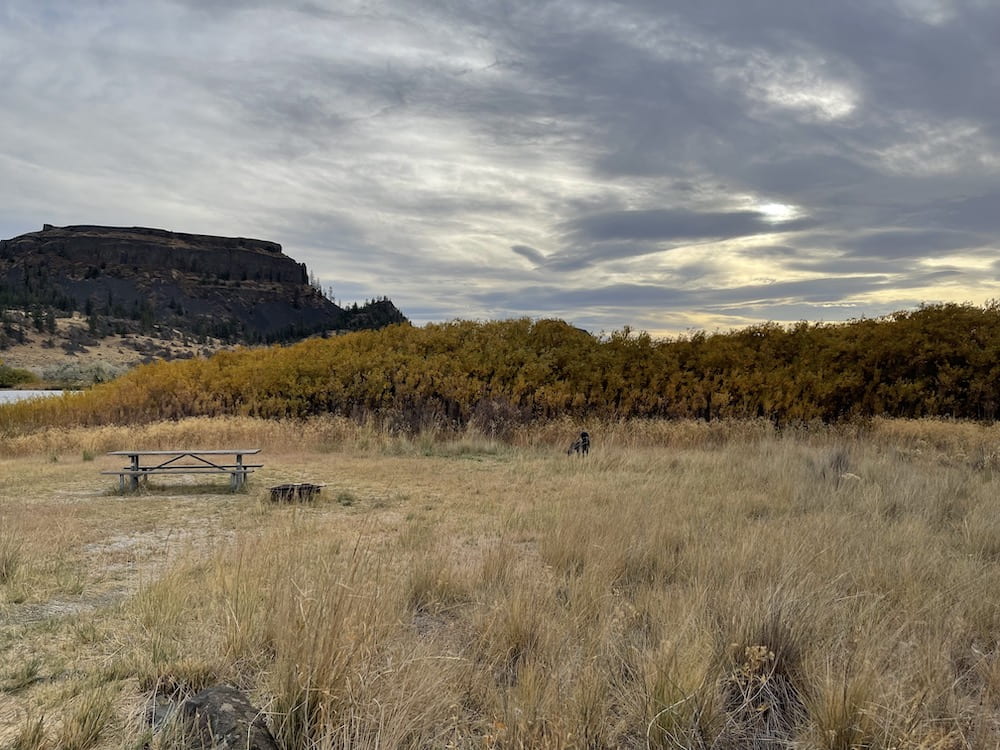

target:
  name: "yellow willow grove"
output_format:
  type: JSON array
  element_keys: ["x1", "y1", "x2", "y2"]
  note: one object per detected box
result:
[{"x1": 4, "y1": 302, "x2": 1000, "y2": 435}]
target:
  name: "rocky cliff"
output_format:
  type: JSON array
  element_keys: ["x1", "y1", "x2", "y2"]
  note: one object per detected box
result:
[{"x1": 0, "y1": 224, "x2": 406, "y2": 344}]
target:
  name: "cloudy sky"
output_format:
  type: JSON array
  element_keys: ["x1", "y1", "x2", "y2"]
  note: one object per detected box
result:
[{"x1": 2, "y1": 1, "x2": 999, "y2": 337}]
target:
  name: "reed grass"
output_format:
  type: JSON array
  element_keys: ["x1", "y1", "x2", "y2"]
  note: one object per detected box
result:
[{"x1": 3, "y1": 417, "x2": 1000, "y2": 747}]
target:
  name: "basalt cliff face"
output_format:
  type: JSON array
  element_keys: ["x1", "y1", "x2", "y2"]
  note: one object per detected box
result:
[{"x1": 0, "y1": 224, "x2": 405, "y2": 344}]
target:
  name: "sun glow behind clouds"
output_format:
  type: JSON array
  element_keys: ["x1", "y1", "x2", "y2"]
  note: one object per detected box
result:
[{"x1": 756, "y1": 202, "x2": 800, "y2": 223}]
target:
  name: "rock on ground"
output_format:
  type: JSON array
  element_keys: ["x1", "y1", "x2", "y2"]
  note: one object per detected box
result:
[{"x1": 177, "y1": 686, "x2": 278, "y2": 750}]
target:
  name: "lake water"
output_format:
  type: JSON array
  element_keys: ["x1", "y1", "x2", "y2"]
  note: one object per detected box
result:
[{"x1": 0, "y1": 390, "x2": 65, "y2": 404}]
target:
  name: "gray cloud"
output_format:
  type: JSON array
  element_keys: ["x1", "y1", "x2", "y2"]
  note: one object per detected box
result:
[
  {"x1": 2, "y1": 0, "x2": 1000, "y2": 334},
  {"x1": 566, "y1": 209, "x2": 794, "y2": 244},
  {"x1": 842, "y1": 229, "x2": 989, "y2": 259},
  {"x1": 511, "y1": 244, "x2": 546, "y2": 265},
  {"x1": 546, "y1": 209, "x2": 818, "y2": 271},
  {"x1": 473, "y1": 275, "x2": 892, "y2": 313},
  {"x1": 916, "y1": 190, "x2": 1000, "y2": 234}
]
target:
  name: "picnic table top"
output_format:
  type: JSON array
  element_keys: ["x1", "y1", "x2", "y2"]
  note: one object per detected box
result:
[{"x1": 108, "y1": 449, "x2": 262, "y2": 456}]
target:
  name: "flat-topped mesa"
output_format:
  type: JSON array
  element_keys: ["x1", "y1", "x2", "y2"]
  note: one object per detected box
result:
[
  {"x1": 0, "y1": 223, "x2": 407, "y2": 343},
  {"x1": 9, "y1": 224, "x2": 299, "y2": 283},
  {"x1": 0, "y1": 224, "x2": 407, "y2": 348},
  {"x1": 40, "y1": 224, "x2": 283, "y2": 254}
]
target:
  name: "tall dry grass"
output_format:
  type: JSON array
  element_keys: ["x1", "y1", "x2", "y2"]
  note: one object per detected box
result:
[
  {"x1": 6, "y1": 411, "x2": 998, "y2": 460},
  {"x1": 5, "y1": 418, "x2": 1000, "y2": 748},
  {"x1": 0, "y1": 530, "x2": 22, "y2": 586}
]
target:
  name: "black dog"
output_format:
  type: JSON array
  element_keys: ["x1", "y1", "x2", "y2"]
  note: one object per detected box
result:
[{"x1": 567, "y1": 431, "x2": 590, "y2": 456}]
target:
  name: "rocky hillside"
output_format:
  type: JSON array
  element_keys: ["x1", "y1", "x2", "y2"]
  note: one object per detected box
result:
[{"x1": 0, "y1": 224, "x2": 406, "y2": 347}]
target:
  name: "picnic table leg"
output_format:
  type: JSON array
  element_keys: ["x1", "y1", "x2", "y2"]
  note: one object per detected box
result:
[
  {"x1": 234, "y1": 454, "x2": 246, "y2": 491},
  {"x1": 232, "y1": 470, "x2": 248, "y2": 492},
  {"x1": 130, "y1": 455, "x2": 140, "y2": 492}
]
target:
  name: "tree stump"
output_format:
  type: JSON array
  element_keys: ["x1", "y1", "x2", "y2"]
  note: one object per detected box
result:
[{"x1": 268, "y1": 483, "x2": 322, "y2": 502}]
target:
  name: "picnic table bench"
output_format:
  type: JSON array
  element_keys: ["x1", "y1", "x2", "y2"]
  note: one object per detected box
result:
[{"x1": 102, "y1": 449, "x2": 262, "y2": 492}]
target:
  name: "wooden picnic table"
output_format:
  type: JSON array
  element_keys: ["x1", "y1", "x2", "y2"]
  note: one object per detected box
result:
[{"x1": 103, "y1": 449, "x2": 263, "y2": 492}]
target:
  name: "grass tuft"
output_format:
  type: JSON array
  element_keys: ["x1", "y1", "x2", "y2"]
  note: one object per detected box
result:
[
  {"x1": 405, "y1": 552, "x2": 472, "y2": 615},
  {"x1": 802, "y1": 660, "x2": 880, "y2": 750},
  {"x1": 1, "y1": 656, "x2": 43, "y2": 693},
  {"x1": 55, "y1": 687, "x2": 116, "y2": 750},
  {"x1": 335, "y1": 489, "x2": 357, "y2": 506},
  {"x1": 7, "y1": 713, "x2": 48, "y2": 750},
  {"x1": 0, "y1": 528, "x2": 23, "y2": 585}
]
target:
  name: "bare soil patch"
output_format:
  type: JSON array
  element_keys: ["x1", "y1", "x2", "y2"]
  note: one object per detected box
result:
[{"x1": 0, "y1": 311, "x2": 229, "y2": 381}]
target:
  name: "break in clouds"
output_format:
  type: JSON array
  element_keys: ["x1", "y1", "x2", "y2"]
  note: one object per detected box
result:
[{"x1": 2, "y1": 0, "x2": 999, "y2": 336}]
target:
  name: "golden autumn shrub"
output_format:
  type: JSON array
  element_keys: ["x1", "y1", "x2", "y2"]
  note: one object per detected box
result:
[{"x1": 5, "y1": 303, "x2": 1000, "y2": 435}]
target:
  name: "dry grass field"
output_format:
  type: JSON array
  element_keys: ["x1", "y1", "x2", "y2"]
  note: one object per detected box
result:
[{"x1": 2, "y1": 416, "x2": 1000, "y2": 748}]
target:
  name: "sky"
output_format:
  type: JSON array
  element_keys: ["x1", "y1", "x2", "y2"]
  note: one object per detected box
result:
[{"x1": 2, "y1": 0, "x2": 999, "y2": 338}]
